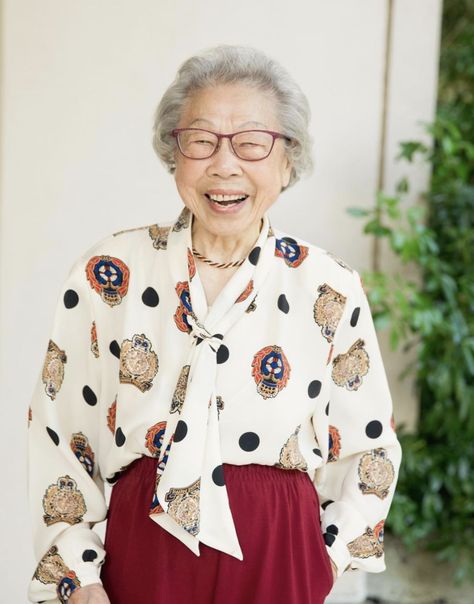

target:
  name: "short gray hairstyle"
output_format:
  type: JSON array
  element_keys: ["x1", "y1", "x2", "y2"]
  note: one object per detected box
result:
[{"x1": 151, "y1": 44, "x2": 313, "y2": 191}]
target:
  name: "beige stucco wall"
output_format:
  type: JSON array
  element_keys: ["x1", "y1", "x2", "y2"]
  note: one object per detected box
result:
[{"x1": 0, "y1": 0, "x2": 442, "y2": 600}]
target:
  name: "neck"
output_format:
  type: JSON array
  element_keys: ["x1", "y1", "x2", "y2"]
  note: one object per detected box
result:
[{"x1": 191, "y1": 216, "x2": 263, "y2": 263}]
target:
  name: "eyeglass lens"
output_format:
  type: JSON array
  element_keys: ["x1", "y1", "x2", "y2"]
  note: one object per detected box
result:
[{"x1": 177, "y1": 130, "x2": 274, "y2": 160}]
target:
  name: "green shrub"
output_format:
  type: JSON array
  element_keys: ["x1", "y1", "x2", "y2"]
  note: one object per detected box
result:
[
  {"x1": 346, "y1": 116, "x2": 474, "y2": 582},
  {"x1": 346, "y1": 0, "x2": 474, "y2": 582}
]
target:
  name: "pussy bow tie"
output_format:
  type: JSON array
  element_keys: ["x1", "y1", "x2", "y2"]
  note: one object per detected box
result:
[{"x1": 148, "y1": 206, "x2": 276, "y2": 559}]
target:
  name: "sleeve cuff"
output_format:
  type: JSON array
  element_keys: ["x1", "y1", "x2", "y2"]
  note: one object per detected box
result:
[
  {"x1": 323, "y1": 533, "x2": 353, "y2": 578},
  {"x1": 28, "y1": 527, "x2": 106, "y2": 602}
]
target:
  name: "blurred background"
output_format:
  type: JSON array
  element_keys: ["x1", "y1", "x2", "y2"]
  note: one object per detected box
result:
[{"x1": 1, "y1": 0, "x2": 472, "y2": 602}]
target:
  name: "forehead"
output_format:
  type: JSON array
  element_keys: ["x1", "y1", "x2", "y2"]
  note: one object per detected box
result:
[{"x1": 179, "y1": 83, "x2": 279, "y2": 129}]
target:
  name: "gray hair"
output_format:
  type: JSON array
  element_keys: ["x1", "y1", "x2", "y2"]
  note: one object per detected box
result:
[{"x1": 151, "y1": 45, "x2": 313, "y2": 191}]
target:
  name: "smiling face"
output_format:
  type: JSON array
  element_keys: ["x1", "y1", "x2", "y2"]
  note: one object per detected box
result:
[{"x1": 173, "y1": 83, "x2": 292, "y2": 239}]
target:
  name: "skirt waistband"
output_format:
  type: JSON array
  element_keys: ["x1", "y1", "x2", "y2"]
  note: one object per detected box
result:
[{"x1": 122, "y1": 454, "x2": 312, "y2": 485}]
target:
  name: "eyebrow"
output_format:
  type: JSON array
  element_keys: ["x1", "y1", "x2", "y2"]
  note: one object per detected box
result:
[{"x1": 188, "y1": 118, "x2": 268, "y2": 129}]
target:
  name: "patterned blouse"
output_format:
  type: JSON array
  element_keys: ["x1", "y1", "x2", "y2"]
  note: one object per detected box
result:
[{"x1": 27, "y1": 205, "x2": 402, "y2": 603}]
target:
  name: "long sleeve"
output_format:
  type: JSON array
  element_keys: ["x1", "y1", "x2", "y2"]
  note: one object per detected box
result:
[
  {"x1": 27, "y1": 255, "x2": 108, "y2": 603},
  {"x1": 315, "y1": 268, "x2": 402, "y2": 578}
]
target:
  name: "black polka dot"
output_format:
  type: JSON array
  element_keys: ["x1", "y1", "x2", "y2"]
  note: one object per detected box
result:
[
  {"x1": 64, "y1": 289, "x2": 79, "y2": 309},
  {"x1": 326, "y1": 524, "x2": 339, "y2": 536},
  {"x1": 106, "y1": 471, "x2": 122, "y2": 485},
  {"x1": 321, "y1": 500, "x2": 334, "y2": 510},
  {"x1": 115, "y1": 427, "x2": 126, "y2": 447},
  {"x1": 142, "y1": 287, "x2": 159, "y2": 307},
  {"x1": 366, "y1": 420, "x2": 383, "y2": 438},
  {"x1": 82, "y1": 549, "x2": 98, "y2": 562},
  {"x1": 213, "y1": 333, "x2": 224, "y2": 341},
  {"x1": 313, "y1": 448, "x2": 322, "y2": 457},
  {"x1": 350, "y1": 307, "x2": 360, "y2": 327},
  {"x1": 325, "y1": 401, "x2": 330, "y2": 416},
  {"x1": 239, "y1": 432, "x2": 260, "y2": 452},
  {"x1": 110, "y1": 340, "x2": 121, "y2": 359},
  {"x1": 46, "y1": 427, "x2": 59, "y2": 446},
  {"x1": 174, "y1": 420, "x2": 188, "y2": 442},
  {"x1": 308, "y1": 380, "x2": 322, "y2": 398},
  {"x1": 277, "y1": 294, "x2": 290, "y2": 314},
  {"x1": 212, "y1": 465, "x2": 225, "y2": 486},
  {"x1": 248, "y1": 246, "x2": 261, "y2": 265},
  {"x1": 83, "y1": 385, "x2": 97, "y2": 406},
  {"x1": 324, "y1": 532, "x2": 336, "y2": 547},
  {"x1": 216, "y1": 344, "x2": 229, "y2": 364}
]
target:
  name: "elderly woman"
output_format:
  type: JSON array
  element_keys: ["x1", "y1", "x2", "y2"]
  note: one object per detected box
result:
[{"x1": 27, "y1": 45, "x2": 401, "y2": 604}]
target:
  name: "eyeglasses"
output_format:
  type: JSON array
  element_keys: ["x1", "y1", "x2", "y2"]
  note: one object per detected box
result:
[{"x1": 170, "y1": 128, "x2": 292, "y2": 161}]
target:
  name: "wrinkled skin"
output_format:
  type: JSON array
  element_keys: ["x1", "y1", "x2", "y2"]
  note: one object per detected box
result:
[{"x1": 68, "y1": 582, "x2": 111, "y2": 604}]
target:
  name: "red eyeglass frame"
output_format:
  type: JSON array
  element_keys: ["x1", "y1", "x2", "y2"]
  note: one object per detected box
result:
[{"x1": 170, "y1": 127, "x2": 293, "y2": 161}]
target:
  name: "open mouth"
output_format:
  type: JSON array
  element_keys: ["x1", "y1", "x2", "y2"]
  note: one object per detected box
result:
[{"x1": 204, "y1": 193, "x2": 249, "y2": 207}]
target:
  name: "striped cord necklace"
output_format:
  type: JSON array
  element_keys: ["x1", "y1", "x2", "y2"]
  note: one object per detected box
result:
[{"x1": 192, "y1": 248, "x2": 246, "y2": 269}]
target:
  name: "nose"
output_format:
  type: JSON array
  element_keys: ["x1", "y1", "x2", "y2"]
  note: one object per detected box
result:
[{"x1": 206, "y1": 137, "x2": 243, "y2": 177}]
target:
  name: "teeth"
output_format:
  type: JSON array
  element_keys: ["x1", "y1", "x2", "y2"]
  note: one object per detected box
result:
[{"x1": 207, "y1": 194, "x2": 248, "y2": 202}]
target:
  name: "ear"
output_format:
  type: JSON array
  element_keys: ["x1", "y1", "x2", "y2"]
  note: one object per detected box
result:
[{"x1": 282, "y1": 155, "x2": 292, "y2": 188}]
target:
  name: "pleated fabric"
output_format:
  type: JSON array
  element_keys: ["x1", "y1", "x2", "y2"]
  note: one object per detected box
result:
[{"x1": 100, "y1": 455, "x2": 335, "y2": 604}]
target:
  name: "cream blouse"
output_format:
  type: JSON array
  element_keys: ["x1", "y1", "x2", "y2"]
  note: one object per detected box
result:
[{"x1": 27, "y1": 206, "x2": 402, "y2": 603}]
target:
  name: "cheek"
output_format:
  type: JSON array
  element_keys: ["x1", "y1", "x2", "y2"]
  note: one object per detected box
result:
[
  {"x1": 258, "y1": 163, "x2": 287, "y2": 194},
  {"x1": 175, "y1": 161, "x2": 200, "y2": 190}
]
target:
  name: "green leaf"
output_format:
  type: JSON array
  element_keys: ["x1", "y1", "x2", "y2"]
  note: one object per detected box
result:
[
  {"x1": 396, "y1": 177, "x2": 410, "y2": 194},
  {"x1": 346, "y1": 206, "x2": 371, "y2": 218}
]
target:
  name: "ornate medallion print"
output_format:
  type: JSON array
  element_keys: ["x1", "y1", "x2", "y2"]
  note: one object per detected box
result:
[
  {"x1": 173, "y1": 281, "x2": 195, "y2": 333},
  {"x1": 70, "y1": 432, "x2": 95, "y2": 477},
  {"x1": 150, "y1": 472, "x2": 165, "y2": 514},
  {"x1": 164, "y1": 478, "x2": 201, "y2": 536},
  {"x1": 42, "y1": 475, "x2": 87, "y2": 526},
  {"x1": 33, "y1": 544, "x2": 69, "y2": 584},
  {"x1": 358, "y1": 448, "x2": 395, "y2": 499},
  {"x1": 331, "y1": 338, "x2": 370, "y2": 390},
  {"x1": 57, "y1": 572, "x2": 82, "y2": 604},
  {"x1": 245, "y1": 295, "x2": 257, "y2": 313},
  {"x1": 347, "y1": 520, "x2": 385, "y2": 559},
  {"x1": 119, "y1": 333, "x2": 159, "y2": 392},
  {"x1": 148, "y1": 224, "x2": 171, "y2": 250},
  {"x1": 107, "y1": 397, "x2": 117, "y2": 434},
  {"x1": 173, "y1": 206, "x2": 191, "y2": 231},
  {"x1": 90, "y1": 321, "x2": 99, "y2": 358},
  {"x1": 328, "y1": 425, "x2": 341, "y2": 462},
  {"x1": 251, "y1": 344, "x2": 291, "y2": 399},
  {"x1": 275, "y1": 236, "x2": 309, "y2": 267},
  {"x1": 274, "y1": 424, "x2": 308, "y2": 471},
  {"x1": 145, "y1": 420, "x2": 167, "y2": 457},
  {"x1": 170, "y1": 365, "x2": 190, "y2": 414},
  {"x1": 187, "y1": 248, "x2": 196, "y2": 280},
  {"x1": 86, "y1": 255, "x2": 130, "y2": 307},
  {"x1": 313, "y1": 283, "x2": 347, "y2": 343},
  {"x1": 33, "y1": 545, "x2": 81, "y2": 603},
  {"x1": 42, "y1": 339, "x2": 67, "y2": 400},
  {"x1": 235, "y1": 279, "x2": 254, "y2": 303},
  {"x1": 216, "y1": 395, "x2": 224, "y2": 419}
]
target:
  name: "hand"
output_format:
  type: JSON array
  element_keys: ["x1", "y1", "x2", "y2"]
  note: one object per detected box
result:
[
  {"x1": 330, "y1": 559, "x2": 338, "y2": 583},
  {"x1": 68, "y1": 583, "x2": 111, "y2": 604}
]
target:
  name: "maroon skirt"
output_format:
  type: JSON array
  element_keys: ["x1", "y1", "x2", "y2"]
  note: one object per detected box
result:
[{"x1": 100, "y1": 455, "x2": 334, "y2": 603}]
